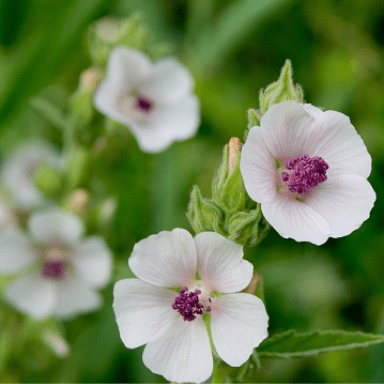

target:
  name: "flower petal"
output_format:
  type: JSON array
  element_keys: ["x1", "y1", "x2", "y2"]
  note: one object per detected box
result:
[
  {"x1": 139, "y1": 57, "x2": 194, "y2": 104},
  {"x1": 4, "y1": 272, "x2": 57, "y2": 319},
  {"x1": 305, "y1": 174, "x2": 376, "y2": 238},
  {"x1": 261, "y1": 101, "x2": 315, "y2": 160},
  {"x1": 113, "y1": 279, "x2": 177, "y2": 348},
  {"x1": 130, "y1": 95, "x2": 200, "y2": 153},
  {"x1": 240, "y1": 126, "x2": 278, "y2": 203},
  {"x1": 143, "y1": 317, "x2": 213, "y2": 384},
  {"x1": 261, "y1": 195, "x2": 331, "y2": 245},
  {"x1": 211, "y1": 293, "x2": 268, "y2": 367},
  {"x1": 0, "y1": 228, "x2": 37, "y2": 273},
  {"x1": 71, "y1": 237, "x2": 112, "y2": 287},
  {"x1": 28, "y1": 209, "x2": 84, "y2": 246},
  {"x1": 2, "y1": 141, "x2": 60, "y2": 209},
  {"x1": 54, "y1": 273, "x2": 102, "y2": 319},
  {"x1": 194, "y1": 232, "x2": 253, "y2": 293},
  {"x1": 129, "y1": 228, "x2": 197, "y2": 288},
  {"x1": 94, "y1": 47, "x2": 153, "y2": 117},
  {"x1": 305, "y1": 110, "x2": 372, "y2": 178},
  {"x1": 302, "y1": 103, "x2": 324, "y2": 118}
]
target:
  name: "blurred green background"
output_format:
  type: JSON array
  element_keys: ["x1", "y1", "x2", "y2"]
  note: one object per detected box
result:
[{"x1": 0, "y1": 0, "x2": 384, "y2": 382}]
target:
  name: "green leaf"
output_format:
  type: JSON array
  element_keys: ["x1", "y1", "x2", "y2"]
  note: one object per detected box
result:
[{"x1": 258, "y1": 329, "x2": 384, "y2": 359}]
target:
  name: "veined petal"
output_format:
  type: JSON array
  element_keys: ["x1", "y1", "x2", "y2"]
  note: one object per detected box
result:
[
  {"x1": 0, "y1": 228, "x2": 37, "y2": 273},
  {"x1": 211, "y1": 293, "x2": 268, "y2": 367},
  {"x1": 302, "y1": 103, "x2": 324, "y2": 118},
  {"x1": 305, "y1": 174, "x2": 376, "y2": 238},
  {"x1": 139, "y1": 58, "x2": 194, "y2": 104},
  {"x1": 55, "y1": 273, "x2": 102, "y2": 319},
  {"x1": 4, "y1": 272, "x2": 57, "y2": 319},
  {"x1": 130, "y1": 95, "x2": 200, "y2": 153},
  {"x1": 71, "y1": 237, "x2": 112, "y2": 287},
  {"x1": 143, "y1": 317, "x2": 213, "y2": 384},
  {"x1": 113, "y1": 279, "x2": 177, "y2": 349},
  {"x1": 28, "y1": 209, "x2": 84, "y2": 246},
  {"x1": 240, "y1": 126, "x2": 278, "y2": 203},
  {"x1": 129, "y1": 228, "x2": 197, "y2": 288},
  {"x1": 261, "y1": 101, "x2": 315, "y2": 160},
  {"x1": 305, "y1": 110, "x2": 372, "y2": 178},
  {"x1": 262, "y1": 195, "x2": 331, "y2": 245},
  {"x1": 194, "y1": 232, "x2": 253, "y2": 293}
]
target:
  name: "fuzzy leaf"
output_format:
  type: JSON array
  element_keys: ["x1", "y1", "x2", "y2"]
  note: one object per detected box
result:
[{"x1": 257, "y1": 329, "x2": 384, "y2": 359}]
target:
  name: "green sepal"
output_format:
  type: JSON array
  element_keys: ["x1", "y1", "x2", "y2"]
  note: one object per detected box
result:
[
  {"x1": 186, "y1": 185, "x2": 224, "y2": 234},
  {"x1": 259, "y1": 59, "x2": 304, "y2": 114},
  {"x1": 33, "y1": 162, "x2": 64, "y2": 199},
  {"x1": 228, "y1": 205, "x2": 269, "y2": 247},
  {"x1": 212, "y1": 144, "x2": 250, "y2": 215},
  {"x1": 66, "y1": 147, "x2": 91, "y2": 189},
  {"x1": 257, "y1": 329, "x2": 384, "y2": 359},
  {"x1": 88, "y1": 14, "x2": 149, "y2": 68}
]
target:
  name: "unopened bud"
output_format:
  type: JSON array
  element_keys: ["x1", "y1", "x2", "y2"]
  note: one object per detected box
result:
[
  {"x1": 67, "y1": 189, "x2": 90, "y2": 214},
  {"x1": 80, "y1": 68, "x2": 103, "y2": 91},
  {"x1": 42, "y1": 330, "x2": 70, "y2": 358}
]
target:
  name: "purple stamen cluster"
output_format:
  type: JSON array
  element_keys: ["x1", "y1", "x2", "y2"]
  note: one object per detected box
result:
[
  {"x1": 282, "y1": 154, "x2": 329, "y2": 194},
  {"x1": 42, "y1": 261, "x2": 66, "y2": 280},
  {"x1": 136, "y1": 95, "x2": 153, "y2": 112},
  {"x1": 172, "y1": 287, "x2": 206, "y2": 321}
]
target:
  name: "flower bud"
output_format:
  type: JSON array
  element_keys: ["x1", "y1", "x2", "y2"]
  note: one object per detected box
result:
[
  {"x1": 88, "y1": 14, "x2": 149, "y2": 67},
  {"x1": 228, "y1": 207, "x2": 269, "y2": 247},
  {"x1": 212, "y1": 138, "x2": 250, "y2": 215},
  {"x1": 33, "y1": 163, "x2": 63, "y2": 199},
  {"x1": 258, "y1": 59, "x2": 304, "y2": 114},
  {"x1": 187, "y1": 185, "x2": 224, "y2": 234},
  {"x1": 67, "y1": 188, "x2": 90, "y2": 215}
]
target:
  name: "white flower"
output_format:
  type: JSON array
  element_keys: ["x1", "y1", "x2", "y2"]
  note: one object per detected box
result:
[
  {"x1": 2, "y1": 142, "x2": 61, "y2": 210},
  {"x1": 113, "y1": 229, "x2": 268, "y2": 384},
  {"x1": 240, "y1": 101, "x2": 376, "y2": 245},
  {"x1": 94, "y1": 47, "x2": 200, "y2": 153},
  {"x1": 0, "y1": 209, "x2": 112, "y2": 320}
]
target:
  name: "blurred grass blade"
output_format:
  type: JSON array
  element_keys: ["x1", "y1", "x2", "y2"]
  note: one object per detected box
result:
[
  {"x1": 258, "y1": 329, "x2": 384, "y2": 359},
  {"x1": 192, "y1": 0, "x2": 294, "y2": 70},
  {"x1": 0, "y1": 0, "x2": 109, "y2": 130},
  {"x1": 30, "y1": 97, "x2": 67, "y2": 129}
]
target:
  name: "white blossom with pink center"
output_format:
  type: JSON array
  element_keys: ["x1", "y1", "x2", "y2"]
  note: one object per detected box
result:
[
  {"x1": 2, "y1": 141, "x2": 61, "y2": 210},
  {"x1": 240, "y1": 101, "x2": 376, "y2": 245},
  {"x1": 113, "y1": 229, "x2": 268, "y2": 384},
  {"x1": 94, "y1": 47, "x2": 200, "y2": 153},
  {"x1": 0, "y1": 209, "x2": 112, "y2": 320}
]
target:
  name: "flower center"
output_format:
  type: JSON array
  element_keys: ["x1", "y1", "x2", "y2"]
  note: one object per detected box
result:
[
  {"x1": 136, "y1": 96, "x2": 153, "y2": 112},
  {"x1": 41, "y1": 247, "x2": 68, "y2": 280},
  {"x1": 281, "y1": 154, "x2": 329, "y2": 194},
  {"x1": 42, "y1": 261, "x2": 67, "y2": 280},
  {"x1": 172, "y1": 287, "x2": 211, "y2": 321}
]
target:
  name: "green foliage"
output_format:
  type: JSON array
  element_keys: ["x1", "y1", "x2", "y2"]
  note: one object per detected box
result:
[{"x1": 257, "y1": 329, "x2": 384, "y2": 359}]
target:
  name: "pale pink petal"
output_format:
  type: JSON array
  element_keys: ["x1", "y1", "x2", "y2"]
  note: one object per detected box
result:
[
  {"x1": 143, "y1": 317, "x2": 213, "y2": 383},
  {"x1": 4, "y1": 272, "x2": 57, "y2": 319},
  {"x1": 71, "y1": 237, "x2": 112, "y2": 287},
  {"x1": 240, "y1": 126, "x2": 278, "y2": 203},
  {"x1": 94, "y1": 47, "x2": 153, "y2": 117},
  {"x1": 130, "y1": 95, "x2": 200, "y2": 153},
  {"x1": 194, "y1": 232, "x2": 253, "y2": 293},
  {"x1": 261, "y1": 195, "x2": 331, "y2": 245},
  {"x1": 305, "y1": 110, "x2": 371, "y2": 178},
  {"x1": 28, "y1": 209, "x2": 84, "y2": 246},
  {"x1": 139, "y1": 58, "x2": 194, "y2": 104},
  {"x1": 129, "y1": 228, "x2": 197, "y2": 288},
  {"x1": 113, "y1": 279, "x2": 177, "y2": 348},
  {"x1": 261, "y1": 101, "x2": 315, "y2": 160},
  {"x1": 211, "y1": 293, "x2": 268, "y2": 367},
  {"x1": 302, "y1": 103, "x2": 324, "y2": 118},
  {"x1": 54, "y1": 274, "x2": 102, "y2": 319},
  {"x1": 304, "y1": 174, "x2": 376, "y2": 238},
  {"x1": 0, "y1": 228, "x2": 37, "y2": 273}
]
